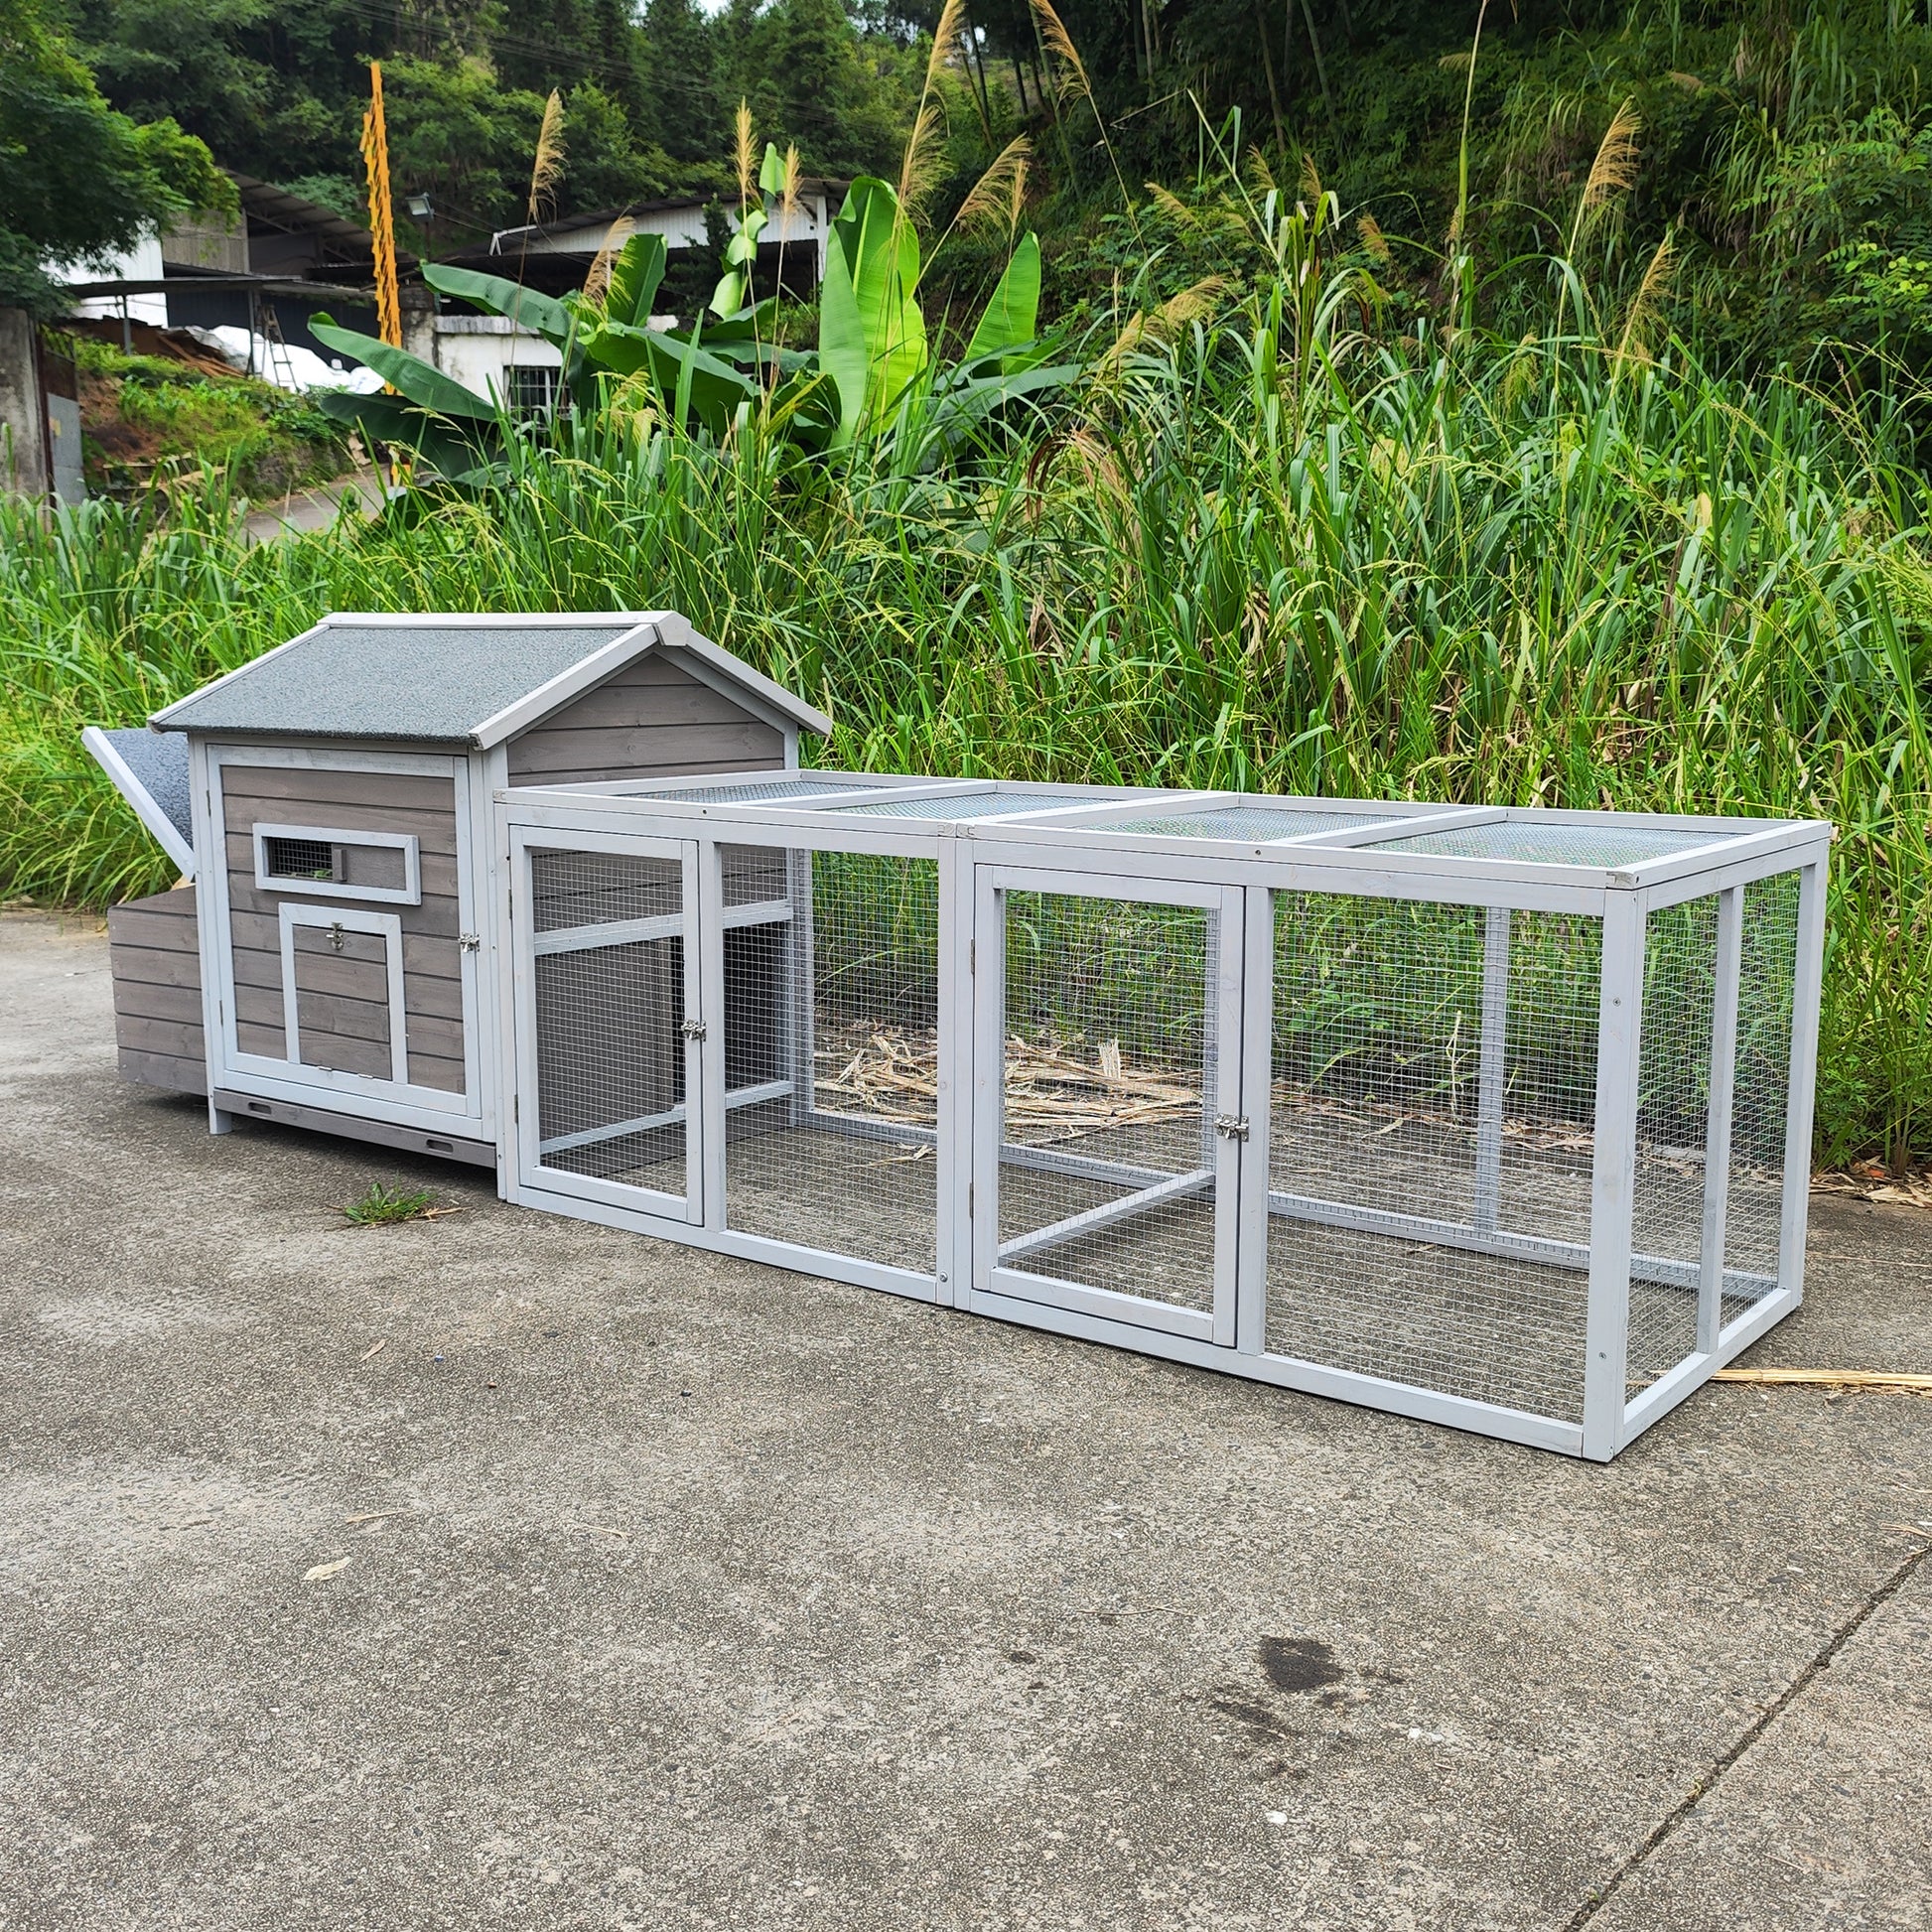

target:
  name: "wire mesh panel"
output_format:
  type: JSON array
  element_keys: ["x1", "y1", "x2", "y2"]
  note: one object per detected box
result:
[
  {"x1": 1379, "y1": 822, "x2": 1727, "y2": 868},
  {"x1": 721, "y1": 846, "x2": 941, "y2": 1276},
  {"x1": 994, "y1": 889, "x2": 1229, "y2": 1326},
  {"x1": 1625, "y1": 896, "x2": 1721, "y2": 1391},
  {"x1": 1264, "y1": 895, "x2": 1603, "y2": 1422},
  {"x1": 528, "y1": 847, "x2": 693, "y2": 1205},
  {"x1": 1724, "y1": 873, "x2": 1800, "y2": 1324}
]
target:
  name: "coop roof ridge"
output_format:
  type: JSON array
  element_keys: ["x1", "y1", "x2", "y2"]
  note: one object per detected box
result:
[{"x1": 148, "y1": 609, "x2": 831, "y2": 746}]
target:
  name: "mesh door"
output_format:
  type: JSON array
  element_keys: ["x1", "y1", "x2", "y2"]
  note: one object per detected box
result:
[
  {"x1": 291, "y1": 923, "x2": 392, "y2": 1079},
  {"x1": 722, "y1": 847, "x2": 941, "y2": 1275},
  {"x1": 1265, "y1": 895, "x2": 1601, "y2": 1422},
  {"x1": 997, "y1": 891, "x2": 1222, "y2": 1317},
  {"x1": 529, "y1": 848, "x2": 692, "y2": 1200}
]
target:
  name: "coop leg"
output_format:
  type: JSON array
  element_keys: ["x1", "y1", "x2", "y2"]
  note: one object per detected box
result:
[
  {"x1": 1473, "y1": 905, "x2": 1510, "y2": 1233},
  {"x1": 208, "y1": 1094, "x2": 233, "y2": 1136}
]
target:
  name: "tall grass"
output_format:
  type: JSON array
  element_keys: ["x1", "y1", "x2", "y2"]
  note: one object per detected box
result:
[{"x1": 2, "y1": 278, "x2": 1928, "y2": 1169}]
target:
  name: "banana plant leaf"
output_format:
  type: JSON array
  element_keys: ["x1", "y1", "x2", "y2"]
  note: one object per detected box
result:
[
  {"x1": 603, "y1": 233, "x2": 666, "y2": 327},
  {"x1": 420, "y1": 264, "x2": 574, "y2": 346},
  {"x1": 962, "y1": 234, "x2": 1044, "y2": 373},
  {"x1": 310, "y1": 317, "x2": 498, "y2": 421},
  {"x1": 580, "y1": 318, "x2": 761, "y2": 433},
  {"x1": 316, "y1": 389, "x2": 504, "y2": 486}
]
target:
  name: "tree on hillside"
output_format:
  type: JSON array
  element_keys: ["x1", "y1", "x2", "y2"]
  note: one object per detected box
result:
[
  {"x1": 0, "y1": 0, "x2": 231, "y2": 313},
  {"x1": 558, "y1": 79, "x2": 678, "y2": 209},
  {"x1": 640, "y1": 0, "x2": 723, "y2": 166},
  {"x1": 770, "y1": 0, "x2": 856, "y2": 175}
]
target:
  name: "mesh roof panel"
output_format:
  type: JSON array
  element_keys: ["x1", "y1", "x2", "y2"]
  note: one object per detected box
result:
[
  {"x1": 1380, "y1": 822, "x2": 1731, "y2": 868},
  {"x1": 628, "y1": 777, "x2": 864, "y2": 805},
  {"x1": 830, "y1": 789, "x2": 1106, "y2": 820},
  {"x1": 1110, "y1": 804, "x2": 1387, "y2": 842}
]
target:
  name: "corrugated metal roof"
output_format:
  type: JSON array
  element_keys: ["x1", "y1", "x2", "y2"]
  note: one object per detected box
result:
[{"x1": 150, "y1": 615, "x2": 649, "y2": 744}]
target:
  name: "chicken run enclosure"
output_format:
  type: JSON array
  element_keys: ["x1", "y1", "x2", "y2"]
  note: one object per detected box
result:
[
  {"x1": 86, "y1": 615, "x2": 1830, "y2": 1462},
  {"x1": 503, "y1": 770, "x2": 1828, "y2": 1461}
]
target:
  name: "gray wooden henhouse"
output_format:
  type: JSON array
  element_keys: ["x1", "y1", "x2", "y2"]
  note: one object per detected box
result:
[{"x1": 86, "y1": 611, "x2": 830, "y2": 1171}]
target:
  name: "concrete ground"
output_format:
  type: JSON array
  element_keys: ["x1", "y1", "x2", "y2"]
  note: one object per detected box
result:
[
  {"x1": 2, "y1": 906, "x2": 1928, "y2": 1932},
  {"x1": 240, "y1": 467, "x2": 385, "y2": 545}
]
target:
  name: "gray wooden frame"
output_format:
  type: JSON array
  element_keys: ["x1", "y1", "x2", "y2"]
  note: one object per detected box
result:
[
  {"x1": 277, "y1": 901, "x2": 409, "y2": 1086},
  {"x1": 197, "y1": 742, "x2": 484, "y2": 1132},
  {"x1": 488, "y1": 775, "x2": 1833, "y2": 1458}
]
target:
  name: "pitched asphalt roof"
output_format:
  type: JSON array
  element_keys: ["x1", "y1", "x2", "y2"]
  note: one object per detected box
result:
[{"x1": 146, "y1": 613, "x2": 831, "y2": 747}]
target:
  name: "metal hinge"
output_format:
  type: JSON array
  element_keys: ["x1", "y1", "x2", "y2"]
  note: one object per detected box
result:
[
  {"x1": 458, "y1": 932, "x2": 481, "y2": 952},
  {"x1": 969, "y1": 939, "x2": 976, "y2": 975},
  {"x1": 1214, "y1": 1113, "x2": 1251, "y2": 1142},
  {"x1": 968, "y1": 1180, "x2": 974, "y2": 1216},
  {"x1": 681, "y1": 1019, "x2": 707, "y2": 1041}
]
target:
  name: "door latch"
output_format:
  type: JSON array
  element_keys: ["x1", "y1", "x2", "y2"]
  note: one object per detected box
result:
[
  {"x1": 1214, "y1": 1113, "x2": 1251, "y2": 1142},
  {"x1": 681, "y1": 1019, "x2": 707, "y2": 1041},
  {"x1": 327, "y1": 920, "x2": 346, "y2": 953},
  {"x1": 458, "y1": 932, "x2": 481, "y2": 952}
]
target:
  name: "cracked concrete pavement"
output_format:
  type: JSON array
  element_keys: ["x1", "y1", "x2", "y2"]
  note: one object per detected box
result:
[{"x1": 1, "y1": 906, "x2": 1928, "y2": 1930}]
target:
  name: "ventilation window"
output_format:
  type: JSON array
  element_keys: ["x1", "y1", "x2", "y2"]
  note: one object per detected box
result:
[{"x1": 263, "y1": 835, "x2": 342, "y2": 882}]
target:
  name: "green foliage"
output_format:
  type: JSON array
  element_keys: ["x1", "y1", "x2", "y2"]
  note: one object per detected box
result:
[
  {"x1": 0, "y1": 0, "x2": 229, "y2": 313},
  {"x1": 342, "y1": 1180, "x2": 439, "y2": 1226},
  {"x1": 61, "y1": 330, "x2": 350, "y2": 498},
  {"x1": 312, "y1": 169, "x2": 1064, "y2": 466},
  {"x1": 5, "y1": 267, "x2": 1930, "y2": 1165}
]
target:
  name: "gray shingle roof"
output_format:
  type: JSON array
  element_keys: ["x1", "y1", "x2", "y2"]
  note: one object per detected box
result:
[
  {"x1": 82, "y1": 725, "x2": 197, "y2": 875},
  {"x1": 150, "y1": 616, "x2": 647, "y2": 744}
]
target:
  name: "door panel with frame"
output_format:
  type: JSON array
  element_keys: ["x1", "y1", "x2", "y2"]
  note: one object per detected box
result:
[
  {"x1": 975, "y1": 869, "x2": 1246, "y2": 1344},
  {"x1": 516, "y1": 834, "x2": 703, "y2": 1223}
]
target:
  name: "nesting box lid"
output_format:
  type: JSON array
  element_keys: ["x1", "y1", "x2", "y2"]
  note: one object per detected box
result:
[{"x1": 146, "y1": 611, "x2": 833, "y2": 747}]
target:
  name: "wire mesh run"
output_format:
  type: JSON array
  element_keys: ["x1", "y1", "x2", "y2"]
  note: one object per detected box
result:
[
  {"x1": 529, "y1": 848, "x2": 689, "y2": 1195},
  {"x1": 721, "y1": 847, "x2": 941, "y2": 1275},
  {"x1": 997, "y1": 892, "x2": 1221, "y2": 1315},
  {"x1": 1109, "y1": 805, "x2": 1385, "y2": 842},
  {"x1": 1264, "y1": 895, "x2": 1603, "y2": 1422},
  {"x1": 1625, "y1": 896, "x2": 1720, "y2": 1389},
  {"x1": 1379, "y1": 822, "x2": 1727, "y2": 868},
  {"x1": 1724, "y1": 873, "x2": 1800, "y2": 1317}
]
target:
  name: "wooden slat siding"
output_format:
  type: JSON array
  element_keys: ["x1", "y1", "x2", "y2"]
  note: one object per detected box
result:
[
  {"x1": 114, "y1": 978, "x2": 203, "y2": 1026},
  {"x1": 236, "y1": 1019, "x2": 287, "y2": 1060},
  {"x1": 218, "y1": 767, "x2": 457, "y2": 813},
  {"x1": 506, "y1": 655, "x2": 786, "y2": 783},
  {"x1": 231, "y1": 945, "x2": 464, "y2": 1019},
  {"x1": 228, "y1": 910, "x2": 460, "y2": 979},
  {"x1": 109, "y1": 942, "x2": 204, "y2": 992},
  {"x1": 107, "y1": 885, "x2": 206, "y2": 1094},
  {"x1": 218, "y1": 763, "x2": 467, "y2": 1090},
  {"x1": 231, "y1": 980, "x2": 467, "y2": 1062},
  {"x1": 507, "y1": 721, "x2": 786, "y2": 782},
  {"x1": 119, "y1": 1046, "x2": 207, "y2": 1095},
  {"x1": 230, "y1": 981, "x2": 466, "y2": 1091},
  {"x1": 291, "y1": 926, "x2": 391, "y2": 1080},
  {"x1": 531, "y1": 653, "x2": 752, "y2": 730}
]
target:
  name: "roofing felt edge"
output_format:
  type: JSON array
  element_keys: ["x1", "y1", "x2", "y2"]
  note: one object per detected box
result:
[{"x1": 147, "y1": 611, "x2": 834, "y2": 745}]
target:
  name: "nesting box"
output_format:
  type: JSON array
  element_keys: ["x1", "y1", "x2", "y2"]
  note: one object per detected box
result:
[{"x1": 86, "y1": 611, "x2": 829, "y2": 1170}]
